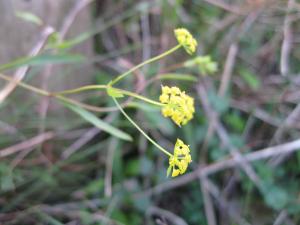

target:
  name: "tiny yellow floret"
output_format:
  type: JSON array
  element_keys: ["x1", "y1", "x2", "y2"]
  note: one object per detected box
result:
[
  {"x1": 159, "y1": 85, "x2": 195, "y2": 126},
  {"x1": 174, "y1": 28, "x2": 197, "y2": 55},
  {"x1": 167, "y1": 139, "x2": 192, "y2": 177}
]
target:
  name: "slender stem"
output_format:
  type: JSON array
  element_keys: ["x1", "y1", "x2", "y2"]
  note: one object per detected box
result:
[
  {"x1": 54, "y1": 85, "x2": 108, "y2": 95},
  {"x1": 53, "y1": 85, "x2": 164, "y2": 107},
  {"x1": 113, "y1": 97, "x2": 172, "y2": 157},
  {"x1": 109, "y1": 44, "x2": 182, "y2": 86},
  {"x1": 0, "y1": 73, "x2": 163, "y2": 113},
  {"x1": 116, "y1": 89, "x2": 164, "y2": 106},
  {"x1": 0, "y1": 73, "x2": 50, "y2": 97},
  {"x1": 0, "y1": 73, "x2": 113, "y2": 112}
]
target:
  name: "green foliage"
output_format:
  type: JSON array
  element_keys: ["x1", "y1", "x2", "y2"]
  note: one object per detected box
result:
[
  {"x1": 63, "y1": 101, "x2": 132, "y2": 141},
  {"x1": 239, "y1": 68, "x2": 261, "y2": 90},
  {"x1": 0, "y1": 53, "x2": 85, "y2": 71},
  {"x1": 15, "y1": 11, "x2": 43, "y2": 25}
]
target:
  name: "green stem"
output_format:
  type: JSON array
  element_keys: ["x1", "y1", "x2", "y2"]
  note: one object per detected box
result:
[
  {"x1": 0, "y1": 73, "x2": 50, "y2": 97},
  {"x1": 53, "y1": 85, "x2": 164, "y2": 107},
  {"x1": 54, "y1": 85, "x2": 108, "y2": 95},
  {"x1": 109, "y1": 44, "x2": 182, "y2": 86},
  {"x1": 113, "y1": 97, "x2": 172, "y2": 157},
  {"x1": 115, "y1": 89, "x2": 164, "y2": 107},
  {"x1": 0, "y1": 73, "x2": 111, "y2": 112}
]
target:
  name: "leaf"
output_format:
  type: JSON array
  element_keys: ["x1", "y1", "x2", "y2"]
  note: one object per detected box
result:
[
  {"x1": 0, "y1": 54, "x2": 85, "y2": 71},
  {"x1": 208, "y1": 90, "x2": 229, "y2": 114},
  {"x1": 15, "y1": 11, "x2": 43, "y2": 25},
  {"x1": 263, "y1": 185, "x2": 289, "y2": 210},
  {"x1": 139, "y1": 157, "x2": 154, "y2": 176},
  {"x1": 240, "y1": 69, "x2": 261, "y2": 90},
  {"x1": 63, "y1": 102, "x2": 132, "y2": 141},
  {"x1": 47, "y1": 31, "x2": 93, "y2": 50},
  {"x1": 125, "y1": 158, "x2": 140, "y2": 176},
  {"x1": 166, "y1": 165, "x2": 172, "y2": 177},
  {"x1": 158, "y1": 73, "x2": 198, "y2": 82},
  {"x1": 224, "y1": 112, "x2": 245, "y2": 132}
]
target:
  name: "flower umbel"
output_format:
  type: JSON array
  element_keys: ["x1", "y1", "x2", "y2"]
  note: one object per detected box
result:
[
  {"x1": 174, "y1": 28, "x2": 197, "y2": 55},
  {"x1": 159, "y1": 86, "x2": 195, "y2": 126},
  {"x1": 167, "y1": 139, "x2": 192, "y2": 177},
  {"x1": 184, "y1": 55, "x2": 218, "y2": 75}
]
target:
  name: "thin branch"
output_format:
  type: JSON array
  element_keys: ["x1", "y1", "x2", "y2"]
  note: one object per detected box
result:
[
  {"x1": 280, "y1": 0, "x2": 294, "y2": 76},
  {"x1": 147, "y1": 206, "x2": 188, "y2": 225},
  {"x1": 200, "y1": 177, "x2": 217, "y2": 225},
  {"x1": 204, "y1": 179, "x2": 252, "y2": 225},
  {"x1": 203, "y1": 0, "x2": 246, "y2": 15},
  {"x1": 0, "y1": 132, "x2": 55, "y2": 158},
  {"x1": 218, "y1": 44, "x2": 238, "y2": 97},
  {"x1": 0, "y1": 26, "x2": 54, "y2": 103},
  {"x1": 139, "y1": 138, "x2": 300, "y2": 196},
  {"x1": 59, "y1": 0, "x2": 95, "y2": 39}
]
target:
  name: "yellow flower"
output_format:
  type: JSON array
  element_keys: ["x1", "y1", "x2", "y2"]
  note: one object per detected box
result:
[
  {"x1": 167, "y1": 139, "x2": 192, "y2": 177},
  {"x1": 159, "y1": 86, "x2": 195, "y2": 126},
  {"x1": 174, "y1": 28, "x2": 197, "y2": 55}
]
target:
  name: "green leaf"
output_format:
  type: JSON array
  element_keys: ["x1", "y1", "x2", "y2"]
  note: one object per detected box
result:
[
  {"x1": 106, "y1": 86, "x2": 124, "y2": 98},
  {"x1": 139, "y1": 157, "x2": 154, "y2": 176},
  {"x1": 133, "y1": 195, "x2": 151, "y2": 212},
  {"x1": 166, "y1": 165, "x2": 172, "y2": 177},
  {"x1": 0, "y1": 164, "x2": 14, "y2": 191},
  {"x1": 47, "y1": 31, "x2": 93, "y2": 50},
  {"x1": 63, "y1": 102, "x2": 132, "y2": 141},
  {"x1": 0, "y1": 54, "x2": 85, "y2": 71},
  {"x1": 240, "y1": 69, "x2": 261, "y2": 90},
  {"x1": 125, "y1": 158, "x2": 140, "y2": 176},
  {"x1": 263, "y1": 185, "x2": 289, "y2": 210},
  {"x1": 36, "y1": 211, "x2": 64, "y2": 225},
  {"x1": 83, "y1": 180, "x2": 104, "y2": 195},
  {"x1": 224, "y1": 112, "x2": 245, "y2": 132},
  {"x1": 158, "y1": 73, "x2": 198, "y2": 82},
  {"x1": 208, "y1": 90, "x2": 229, "y2": 114},
  {"x1": 15, "y1": 11, "x2": 43, "y2": 25}
]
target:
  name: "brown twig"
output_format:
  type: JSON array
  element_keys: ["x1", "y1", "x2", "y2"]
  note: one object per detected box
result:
[
  {"x1": 146, "y1": 206, "x2": 188, "y2": 225},
  {"x1": 268, "y1": 103, "x2": 300, "y2": 166},
  {"x1": 203, "y1": 0, "x2": 246, "y2": 15},
  {"x1": 200, "y1": 177, "x2": 217, "y2": 225},
  {"x1": 204, "y1": 179, "x2": 252, "y2": 225},
  {"x1": 139, "y1": 138, "x2": 300, "y2": 197},
  {"x1": 0, "y1": 132, "x2": 55, "y2": 158},
  {"x1": 280, "y1": 0, "x2": 294, "y2": 76}
]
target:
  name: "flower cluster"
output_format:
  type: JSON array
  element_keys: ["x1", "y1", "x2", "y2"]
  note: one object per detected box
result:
[
  {"x1": 159, "y1": 86, "x2": 195, "y2": 126},
  {"x1": 167, "y1": 139, "x2": 192, "y2": 177},
  {"x1": 174, "y1": 28, "x2": 197, "y2": 55},
  {"x1": 184, "y1": 55, "x2": 218, "y2": 75}
]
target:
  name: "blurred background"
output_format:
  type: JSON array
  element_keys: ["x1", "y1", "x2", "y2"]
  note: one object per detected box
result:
[{"x1": 1, "y1": 0, "x2": 300, "y2": 224}]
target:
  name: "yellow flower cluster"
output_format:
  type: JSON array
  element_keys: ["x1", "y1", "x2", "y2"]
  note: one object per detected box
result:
[
  {"x1": 159, "y1": 86, "x2": 195, "y2": 126},
  {"x1": 167, "y1": 139, "x2": 192, "y2": 177},
  {"x1": 174, "y1": 28, "x2": 197, "y2": 55}
]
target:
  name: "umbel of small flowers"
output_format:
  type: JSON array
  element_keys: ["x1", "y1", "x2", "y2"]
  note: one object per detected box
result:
[
  {"x1": 167, "y1": 139, "x2": 192, "y2": 177},
  {"x1": 184, "y1": 55, "x2": 218, "y2": 75},
  {"x1": 159, "y1": 86, "x2": 195, "y2": 126},
  {"x1": 174, "y1": 28, "x2": 198, "y2": 55}
]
